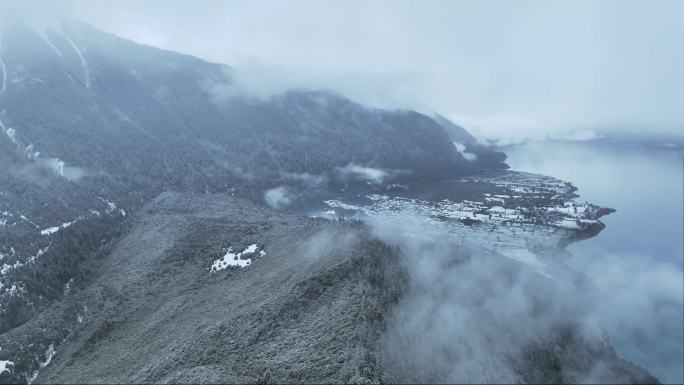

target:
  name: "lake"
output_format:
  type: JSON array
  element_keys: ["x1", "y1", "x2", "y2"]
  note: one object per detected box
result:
[{"x1": 506, "y1": 139, "x2": 684, "y2": 383}]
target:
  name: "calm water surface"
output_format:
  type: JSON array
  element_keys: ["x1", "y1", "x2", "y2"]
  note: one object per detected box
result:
[{"x1": 507, "y1": 140, "x2": 683, "y2": 383}]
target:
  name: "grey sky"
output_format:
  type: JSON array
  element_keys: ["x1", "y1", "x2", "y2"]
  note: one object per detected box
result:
[{"x1": 5, "y1": 0, "x2": 684, "y2": 142}]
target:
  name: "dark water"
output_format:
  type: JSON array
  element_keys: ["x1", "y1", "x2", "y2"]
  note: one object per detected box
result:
[{"x1": 507, "y1": 140, "x2": 683, "y2": 383}]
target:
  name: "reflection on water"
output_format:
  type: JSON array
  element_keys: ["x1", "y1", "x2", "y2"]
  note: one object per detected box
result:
[{"x1": 506, "y1": 140, "x2": 683, "y2": 383}]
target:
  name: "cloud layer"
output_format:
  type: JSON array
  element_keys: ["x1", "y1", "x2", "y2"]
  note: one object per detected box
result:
[
  {"x1": 367, "y1": 212, "x2": 681, "y2": 383},
  {"x1": 13, "y1": 0, "x2": 676, "y2": 143}
]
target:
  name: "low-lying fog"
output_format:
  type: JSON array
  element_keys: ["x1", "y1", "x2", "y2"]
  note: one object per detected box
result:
[{"x1": 507, "y1": 139, "x2": 684, "y2": 383}]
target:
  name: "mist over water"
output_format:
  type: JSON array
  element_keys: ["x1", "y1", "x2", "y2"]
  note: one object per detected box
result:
[{"x1": 506, "y1": 139, "x2": 684, "y2": 383}]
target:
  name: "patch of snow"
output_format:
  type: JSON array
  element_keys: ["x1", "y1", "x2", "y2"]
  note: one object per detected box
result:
[
  {"x1": 509, "y1": 186, "x2": 531, "y2": 194},
  {"x1": 26, "y1": 344, "x2": 56, "y2": 384},
  {"x1": 77, "y1": 304, "x2": 87, "y2": 323},
  {"x1": 99, "y1": 197, "x2": 125, "y2": 216},
  {"x1": 63, "y1": 278, "x2": 73, "y2": 294},
  {"x1": 210, "y1": 244, "x2": 264, "y2": 272},
  {"x1": 324, "y1": 171, "x2": 608, "y2": 259},
  {"x1": 24, "y1": 144, "x2": 40, "y2": 160},
  {"x1": 488, "y1": 206, "x2": 518, "y2": 216},
  {"x1": 19, "y1": 214, "x2": 39, "y2": 228},
  {"x1": 0, "y1": 360, "x2": 13, "y2": 374},
  {"x1": 40, "y1": 344, "x2": 56, "y2": 368},
  {"x1": 324, "y1": 200, "x2": 362, "y2": 211},
  {"x1": 485, "y1": 197, "x2": 505, "y2": 205},
  {"x1": 547, "y1": 204, "x2": 585, "y2": 215},
  {"x1": 321, "y1": 209, "x2": 337, "y2": 218},
  {"x1": 556, "y1": 218, "x2": 587, "y2": 230},
  {"x1": 40, "y1": 226, "x2": 60, "y2": 235},
  {"x1": 60, "y1": 30, "x2": 91, "y2": 88},
  {"x1": 242, "y1": 244, "x2": 258, "y2": 254},
  {"x1": 1, "y1": 245, "x2": 51, "y2": 278},
  {"x1": 461, "y1": 200, "x2": 484, "y2": 206},
  {"x1": 40, "y1": 219, "x2": 78, "y2": 235},
  {"x1": 7, "y1": 284, "x2": 19, "y2": 296},
  {"x1": 27, "y1": 245, "x2": 49, "y2": 263},
  {"x1": 101, "y1": 197, "x2": 116, "y2": 212},
  {"x1": 0, "y1": 119, "x2": 18, "y2": 146},
  {"x1": 36, "y1": 29, "x2": 63, "y2": 58}
]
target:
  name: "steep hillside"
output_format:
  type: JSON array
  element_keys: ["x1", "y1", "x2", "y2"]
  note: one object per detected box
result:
[
  {"x1": 433, "y1": 113, "x2": 508, "y2": 170},
  {"x1": 0, "y1": 19, "x2": 505, "y2": 345},
  {"x1": 0, "y1": 193, "x2": 657, "y2": 384},
  {"x1": 0, "y1": 193, "x2": 404, "y2": 384},
  {"x1": 0, "y1": 20, "x2": 505, "y2": 196}
]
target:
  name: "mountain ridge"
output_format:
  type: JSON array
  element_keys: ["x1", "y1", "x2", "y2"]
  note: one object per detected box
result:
[
  {"x1": 0, "y1": 19, "x2": 659, "y2": 384},
  {"x1": 0, "y1": 20, "x2": 506, "y2": 194}
]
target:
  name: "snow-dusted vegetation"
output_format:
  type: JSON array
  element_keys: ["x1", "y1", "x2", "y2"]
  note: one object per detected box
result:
[{"x1": 0, "y1": 10, "x2": 671, "y2": 384}]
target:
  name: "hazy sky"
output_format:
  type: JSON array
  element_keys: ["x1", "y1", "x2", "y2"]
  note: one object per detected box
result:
[{"x1": 4, "y1": 0, "x2": 684, "y2": 142}]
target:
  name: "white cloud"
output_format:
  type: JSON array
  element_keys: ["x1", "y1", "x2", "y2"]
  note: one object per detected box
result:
[
  {"x1": 263, "y1": 186, "x2": 294, "y2": 209},
  {"x1": 570, "y1": 251, "x2": 684, "y2": 383},
  {"x1": 452, "y1": 142, "x2": 478, "y2": 161},
  {"x1": 279, "y1": 172, "x2": 328, "y2": 188},
  {"x1": 367, "y1": 212, "x2": 681, "y2": 383},
  {"x1": 334, "y1": 163, "x2": 390, "y2": 184},
  {"x1": 35, "y1": 0, "x2": 682, "y2": 143}
]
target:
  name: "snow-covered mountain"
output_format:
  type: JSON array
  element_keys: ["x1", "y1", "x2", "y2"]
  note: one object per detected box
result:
[
  {"x1": 0, "y1": 18, "x2": 505, "y2": 338},
  {"x1": 0, "y1": 20, "x2": 506, "y2": 193},
  {"x1": 0, "y1": 20, "x2": 659, "y2": 384}
]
